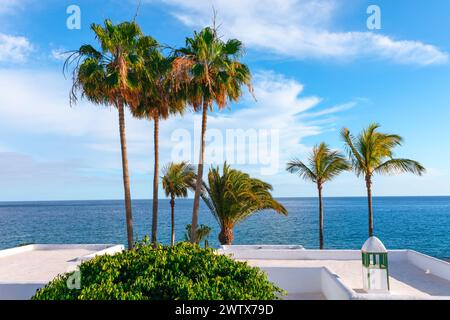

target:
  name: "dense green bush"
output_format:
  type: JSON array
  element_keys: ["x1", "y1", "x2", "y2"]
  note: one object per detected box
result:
[{"x1": 32, "y1": 241, "x2": 284, "y2": 300}]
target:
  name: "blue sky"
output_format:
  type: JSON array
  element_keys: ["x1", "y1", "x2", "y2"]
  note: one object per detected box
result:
[{"x1": 0, "y1": 0, "x2": 450, "y2": 201}]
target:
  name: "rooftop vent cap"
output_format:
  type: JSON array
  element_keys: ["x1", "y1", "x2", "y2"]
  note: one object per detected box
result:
[{"x1": 361, "y1": 236, "x2": 387, "y2": 253}]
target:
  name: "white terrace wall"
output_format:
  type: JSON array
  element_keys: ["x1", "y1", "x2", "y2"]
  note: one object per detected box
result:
[
  {"x1": 0, "y1": 244, "x2": 124, "y2": 258},
  {"x1": 260, "y1": 267, "x2": 322, "y2": 294},
  {"x1": 407, "y1": 250, "x2": 450, "y2": 281},
  {"x1": 259, "y1": 266, "x2": 354, "y2": 300},
  {"x1": 321, "y1": 268, "x2": 355, "y2": 300},
  {"x1": 0, "y1": 244, "x2": 124, "y2": 300},
  {"x1": 0, "y1": 283, "x2": 45, "y2": 300},
  {"x1": 219, "y1": 246, "x2": 411, "y2": 262}
]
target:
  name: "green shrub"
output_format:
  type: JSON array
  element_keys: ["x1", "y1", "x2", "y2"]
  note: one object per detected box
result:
[{"x1": 32, "y1": 241, "x2": 284, "y2": 300}]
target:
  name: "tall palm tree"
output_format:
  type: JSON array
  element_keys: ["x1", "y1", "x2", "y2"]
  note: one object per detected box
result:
[
  {"x1": 286, "y1": 143, "x2": 350, "y2": 249},
  {"x1": 65, "y1": 20, "x2": 143, "y2": 249},
  {"x1": 161, "y1": 162, "x2": 196, "y2": 246},
  {"x1": 132, "y1": 37, "x2": 185, "y2": 244},
  {"x1": 173, "y1": 27, "x2": 253, "y2": 243},
  {"x1": 199, "y1": 163, "x2": 287, "y2": 245},
  {"x1": 341, "y1": 123, "x2": 425, "y2": 237}
]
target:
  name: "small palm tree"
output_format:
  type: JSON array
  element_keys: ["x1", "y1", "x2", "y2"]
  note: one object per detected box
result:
[
  {"x1": 161, "y1": 162, "x2": 196, "y2": 246},
  {"x1": 287, "y1": 143, "x2": 350, "y2": 249},
  {"x1": 199, "y1": 163, "x2": 287, "y2": 245},
  {"x1": 185, "y1": 224, "x2": 212, "y2": 247},
  {"x1": 173, "y1": 26, "x2": 253, "y2": 243},
  {"x1": 342, "y1": 123, "x2": 425, "y2": 237},
  {"x1": 65, "y1": 20, "x2": 142, "y2": 249},
  {"x1": 133, "y1": 37, "x2": 185, "y2": 245}
]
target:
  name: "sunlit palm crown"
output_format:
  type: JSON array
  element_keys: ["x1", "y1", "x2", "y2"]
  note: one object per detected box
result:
[
  {"x1": 66, "y1": 20, "x2": 143, "y2": 108},
  {"x1": 286, "y1": 143, "x2": 350, "y2": 185},
  {"x1": 172, "y1": 27, "x2": 253, "y2": 111},
  {"x1": 161, "y1": 162, "x2": 196, "y2": 198},
  {"x1": 201, "y1": 163, "x2": 287, "y2": 230},
  {"x1": 131, "y1": 37, "x2": 186, "y2": 120},
  {"x1": 341, "y1": 123, "x2": 426, "y2": 177}
]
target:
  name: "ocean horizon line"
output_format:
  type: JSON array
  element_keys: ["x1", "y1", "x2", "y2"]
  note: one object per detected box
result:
[{"x1": 1, "y1": 195, "x2": 450, "y2": 203}]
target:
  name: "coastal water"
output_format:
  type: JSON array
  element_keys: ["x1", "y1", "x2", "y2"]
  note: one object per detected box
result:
[{"x1": 0, "y1": 197, "x2": 449, "y2": 259}]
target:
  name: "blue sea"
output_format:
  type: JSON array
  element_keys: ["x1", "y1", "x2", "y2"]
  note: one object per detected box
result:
[{"x1": 0, "y1": 197, "x2": 449, "y2": 259}]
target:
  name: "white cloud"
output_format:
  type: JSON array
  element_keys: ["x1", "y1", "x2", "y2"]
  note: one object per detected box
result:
[
  {"x1": 0, "y1": 33, "x2": 33, "y2": 63},
  {"x1": 1, "y1": 68, "x2": 448, "y2": 198},
  {"x1": 0, "y1": 68, "x2": 352, "y2": 178},
  {"x1": 0, "y1": 69, "x2": 145, "y2": 139},
  {"x1": 155, "y1": 0, "x2": 448, "y2": 65},
  {"x1": 143, "y1": 70, "x2": 355, "y2": 177}
]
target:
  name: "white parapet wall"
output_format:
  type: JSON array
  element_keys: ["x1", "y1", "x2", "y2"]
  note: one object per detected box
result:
[
  {"x1": 259, "y1": 266, "x2": 355, "y2": 300},
  {"x1": 219, "y1": 245, "x2": 360, "y2": 260},
  {"x1": 321, "y1": 267, "x2": 356, "y2": 300},
  {"x1": 0, "y1": 244, "x2": 124, "y2": 300},
  {"x1": 407, "y1": 250, "x2": 450, "y2": 281}
]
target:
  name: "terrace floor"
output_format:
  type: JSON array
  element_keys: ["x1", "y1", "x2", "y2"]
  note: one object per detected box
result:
[{"x1": 0, "y1": 247, "x2": 99, "y2": 283}]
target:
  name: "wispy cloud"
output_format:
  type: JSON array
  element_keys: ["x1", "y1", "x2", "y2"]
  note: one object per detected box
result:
[
  {"x1": 299, "y1": 101, "x2": 357, "y2": 119},
  {"x1": 0, "y1": 33, "x2": 33, "y2": 63},
  {"x1": 50, "y1": 48, "x2": 71, "y2": 62},
  {"x1": 0, "y1": 0, "x2": 22, "y2": 14},
  {"x1": 153, "y1": 0, "x2": 448, "y2": 65}
]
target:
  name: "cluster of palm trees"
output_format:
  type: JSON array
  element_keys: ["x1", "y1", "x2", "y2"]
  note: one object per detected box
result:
[
  {"x1": 66, "y1": 20, "x2": 254, "y2": 249},
  {"x1": 65, "y1": 19, "x2": 425, "y2": 251},
  {"x1": 161, "y1": 161, "x2": 287, "y2": 246},
  {"x1": 287, "y1": 123, "x2": 426, "y2": 249}
]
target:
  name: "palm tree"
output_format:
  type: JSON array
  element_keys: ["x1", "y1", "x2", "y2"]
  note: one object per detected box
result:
[
  {"x1": 65, "y1": 20, "x2": 143, "y2": 249},
  {"x1": 173, "y1": 27, "x2": 253, "y2": 243},
  {"x1": 161, "y1": 162, "x2": 196, "y2": 246},
  {"x1": 185, "y1": 224, "x2": 212, "y2": 247},
  {"x1": 132, "y1": 37, "x2": 185, "y2": 244},
  {"x1": 341, "y1": 123, "x2": 425, "y2": 237},
  {"x1": 199, "y1": 163, "x2": 287, "y2": 245},
  {"x1": 287, "y1": 143, "x2": 350, "y2": 249}
]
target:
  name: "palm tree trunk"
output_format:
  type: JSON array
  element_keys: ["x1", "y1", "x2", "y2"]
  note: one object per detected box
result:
[
  {"x1": 218, "y1": 226, "x2": 234, "y2": 245},
  {"x1": 151, "y1": 116, "x2": 159, "y2": 245},
  {"x1": 366, "y1": 175, "x2": 374, "y2": 237},
  {"x1": 318, "y1": 183, "x2": 324, "y2": 250},
  {"x1": 170, "y1": 196, "x2": 175, "y2": 246},
  {"x1": 117, "y1": 100, "x2": 134, "y2": 250},
  {"x1": 190, "y1": 101, "x2": 209, "y2": 243}
]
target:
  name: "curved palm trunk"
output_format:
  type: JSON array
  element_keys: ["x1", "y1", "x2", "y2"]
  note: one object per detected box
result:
[
  {"x1": 318, "y1": 183, "x2": 324, "y2": 250},
  {"x1": 218, "y1": 226, "x2": 234, "y2": 245},
  {"x1": 170, "y1": 197, "x2": 175, "y2": 246},
  {"x1": 151, "y1": 116, "x2": 159, "y2": 245},
  {"x1": 118, "y1": 101, "x2": 134, "y2": 250},
  {"x1": 366, "y1": 175, "x2": 374, "y2": 237},
  {"x1": 190, "y1": 101, "x2": 209, "y2": 243}
]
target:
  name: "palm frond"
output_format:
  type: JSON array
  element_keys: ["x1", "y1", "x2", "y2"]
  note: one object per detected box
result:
[
  {"x1": 286, "y1": 159, "x2": 317, "y2": 182},
  {"x1": 341, "y1": 127, "x2": 368, "y2": 176},
  {"x1": 161, "y1": 161, "x2": 196, "y2": 199},
  {"x1": 343, "y1": 124, "x2": 425, "y2": 179},
  {"x1": 199, "y1": 163, "x2": 287, "y2": 230},
  {"x1": 287, "y1": 143, "x2": 349, "y2": 185},
  {"x1": 374, "y1": 158, "x2": 426, "y2": 176}
]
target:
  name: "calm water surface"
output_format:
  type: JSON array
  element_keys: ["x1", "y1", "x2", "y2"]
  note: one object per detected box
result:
[{"x1": 0, "y1": 197, "x2": 449, "y2": 259}]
